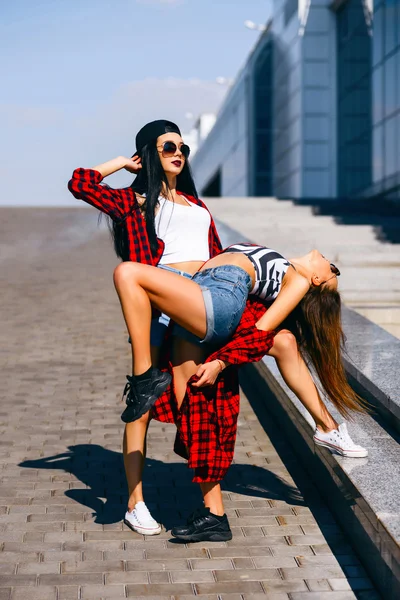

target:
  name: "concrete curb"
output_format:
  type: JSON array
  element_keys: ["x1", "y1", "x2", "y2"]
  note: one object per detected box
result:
[
  {"x1": 216, "y1": 216, "x2": 400, "y2": 599},
  {"x1": 240, "y1": 359, "x2": 400, "y2": 600}
]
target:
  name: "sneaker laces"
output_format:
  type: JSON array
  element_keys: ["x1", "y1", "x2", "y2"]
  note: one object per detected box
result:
[
  {"x1": 135, "y1": 501, "x2": 153, "y2": 521},
  {"x1": 337, "y1": 423, "x2": 360, "y2": 449},
  {"x1": 187, "y1": 507, "x2": 210, "y2": 524},
  {"x1": 132, "y1": 510, "x2": 141, "y2": 524},
  {"x1": 122, "y1": 376, "x2": 136, "y2": 406},
  {"x1": 126, "y1": 508, "x2": 140, "y2": 523}
]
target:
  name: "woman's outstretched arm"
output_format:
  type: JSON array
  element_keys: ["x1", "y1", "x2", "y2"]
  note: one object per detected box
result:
[
  {"x1": 256, "y1": 271, "x2": 309, "y2": 332},
  {"x1": 199, "y1": 271, "x2": 309, "y2": 374}
]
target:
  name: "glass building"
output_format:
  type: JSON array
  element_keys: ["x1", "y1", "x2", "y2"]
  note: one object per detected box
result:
[
  {"x1": 366, "y1": 0, "x2": 400, "y2": 200},
  {"x1": 336, "y1": 0, "x2": 372, "y2": 197},
  {"x1": 192, "y1": 0, "x2": 400, "y2": 202}
]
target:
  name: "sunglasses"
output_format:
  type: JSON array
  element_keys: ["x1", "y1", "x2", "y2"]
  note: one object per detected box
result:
[
  {"x1": 330, "y1": 263, "x2": 341, "y2": 276},
  {"x1": 157, "y1": 141, "x2": 190, "y2": 159}
]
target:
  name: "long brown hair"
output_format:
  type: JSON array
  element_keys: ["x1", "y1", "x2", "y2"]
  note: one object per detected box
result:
[{"x1": 287, "y1": 286, "x2": 368, "y2": 419}]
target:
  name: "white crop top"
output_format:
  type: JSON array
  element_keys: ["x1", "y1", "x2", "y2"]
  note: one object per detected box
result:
[{"x1": 155, "y1": 196, "x2": 211, "y2": 265}]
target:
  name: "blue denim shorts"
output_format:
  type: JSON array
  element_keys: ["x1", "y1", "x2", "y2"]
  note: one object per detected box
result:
[
  {"x1": 150, "y1": 265, "x2": 193, "y2": 347},
  {"x1": 192, "y1": 265, "x2": 251, "y2": 345}
]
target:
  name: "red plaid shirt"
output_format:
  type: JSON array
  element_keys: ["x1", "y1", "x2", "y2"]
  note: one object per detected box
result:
[
  {"x1": 68, "y1": 168, "x2": 275, "y2": 483},
  {"x1": 154, "y1": 298, "x2": 274, "y2": 482}
]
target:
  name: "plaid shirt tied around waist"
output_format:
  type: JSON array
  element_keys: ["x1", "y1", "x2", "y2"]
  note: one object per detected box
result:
[
  {"x1": 68, "y1": 168, "x2": 275, "y2": 483},
  {"x1": 153, "y1": 298, "x2": 275, "y2": 482}
]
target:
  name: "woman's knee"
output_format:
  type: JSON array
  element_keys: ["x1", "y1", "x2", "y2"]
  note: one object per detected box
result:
[
  {"x1": 271, "y1": 330, "x2": 298, "y2": 359},
  {"x1": 113, "y1": 261, "x2": 140, "y2": 289}
]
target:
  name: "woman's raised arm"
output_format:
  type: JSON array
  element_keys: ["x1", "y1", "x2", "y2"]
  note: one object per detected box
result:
[
  {"x1": 93, "y1": 156, "x2": 141, "y2": 178},
  {"x1": 67, "y1": 156, "x2": 141, "y2": 219}
]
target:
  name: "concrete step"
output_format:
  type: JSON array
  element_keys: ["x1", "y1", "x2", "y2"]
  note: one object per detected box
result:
[
  {"x1": 207, "y1": 198, "x2": 400, "y2": 249},
  {"x1": 241, "y1": 356, "x2": 400, "y2": 600},
  {"x1": 218, "y1": 217, "x2": 400, "y2": 600}
]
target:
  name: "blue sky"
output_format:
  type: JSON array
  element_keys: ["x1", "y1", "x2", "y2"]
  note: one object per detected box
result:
[{"x1": 1, "y1": 0, "x2": 271, "y2": 205}]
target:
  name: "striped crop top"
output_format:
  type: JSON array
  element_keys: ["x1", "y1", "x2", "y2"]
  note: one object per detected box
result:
[{"x1": 222, "y1": 243, "x2": 291, "y2": 301}]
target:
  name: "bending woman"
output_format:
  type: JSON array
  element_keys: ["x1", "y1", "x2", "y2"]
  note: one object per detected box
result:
[
  {"x1": 114, "y1": 245, "x2": 368, "y2": 541},
  {"x1": 115, "y1": 244, "x2": 366, "y2": 422}
]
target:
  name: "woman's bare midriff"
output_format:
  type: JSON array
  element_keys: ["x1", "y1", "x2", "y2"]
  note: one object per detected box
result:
[
  {"x1": 165, "y1": 260, "x2": 205, "y2": 275},
  {"x1": 199, "y1": 253, "x2": 256, "y2": 288}
]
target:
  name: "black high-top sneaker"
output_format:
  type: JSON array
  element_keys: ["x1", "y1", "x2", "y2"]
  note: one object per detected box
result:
[
  {"x1": 121, "y1": 368, "x2": 172, "y2": 423},
  {"x1": 171, "y1": 507, "x2": 232, "y2": 542}
]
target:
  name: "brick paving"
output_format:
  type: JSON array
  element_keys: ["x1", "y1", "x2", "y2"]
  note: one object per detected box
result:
[{"x1": 0, "y1": 208, "x2": 380, "y2": 599}]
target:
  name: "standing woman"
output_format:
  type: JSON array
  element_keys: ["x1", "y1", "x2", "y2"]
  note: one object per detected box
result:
[{"x1": 68, "y1": 119, "x2": 223, "y2": 534}]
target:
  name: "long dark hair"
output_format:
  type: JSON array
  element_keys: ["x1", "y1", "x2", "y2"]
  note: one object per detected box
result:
[
  {"x1": 285, "y1": 286, "x2": 368, "y2": 419},
  {"x1": 109, "y1": 124, "x2": 198, "y2": 261}
]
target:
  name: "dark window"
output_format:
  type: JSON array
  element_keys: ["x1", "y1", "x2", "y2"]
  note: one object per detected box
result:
[
  {"x1": 252, "y1": 41, "x2": 273, "y2": 196},
  {"x1": 336, "y1": 0, "x2": 372, "y2": 196},
  {"x1": 284, "y1": 0, "x2": 297, "y2": 26}
]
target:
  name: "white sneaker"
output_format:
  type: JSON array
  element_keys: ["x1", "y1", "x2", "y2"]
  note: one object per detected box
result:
[
  {"x1": 313, "y1": 423, "x2": 368, "y2": 458},
  {"x1": 124, "y1": 501, "x2": 162, "y2": 535}
]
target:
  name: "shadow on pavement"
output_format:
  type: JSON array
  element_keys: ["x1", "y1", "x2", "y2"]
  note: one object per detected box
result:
[{"x1": 19, "y1": 444, "x2": 304, "y2": 527}]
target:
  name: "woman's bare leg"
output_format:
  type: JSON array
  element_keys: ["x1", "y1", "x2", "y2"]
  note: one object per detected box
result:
[
  {"x1": 171, "y1": 338, "x2": 205, "y2": 409},
  {"x1": 113, "y1": 262, "x2": 206, "y2": 375},
  {"x1": 123, "y1": 335, "x2": 226, "y2": 515},
  {"x1": 171, "y1": 337, "x2": 225, "y2": 517},
  {"x1": 199, "y1": 482, "x2": 224, "y2": 516},
  {"x1": 123, "y1": 346, "x2": 160, "y2": 511},
  {"x1": 267, "y1": 330, "x2": 338, "y2": 432},
  {"x1": 123, "y1": 413, "x2": 151, "y2": 511}
]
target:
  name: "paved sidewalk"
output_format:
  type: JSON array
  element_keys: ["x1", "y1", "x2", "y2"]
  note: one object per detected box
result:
[{"x1": 0, "y1": 208, "x2": 379, "y2": 599}]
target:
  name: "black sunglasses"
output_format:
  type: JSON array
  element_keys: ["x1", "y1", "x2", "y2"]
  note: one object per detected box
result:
[
  {"x1": 157, "y1": 140, "x2": 190, "y2": 159},
  {"x1": 330, "y1": 263, "x2": 341, "y2": 276}
]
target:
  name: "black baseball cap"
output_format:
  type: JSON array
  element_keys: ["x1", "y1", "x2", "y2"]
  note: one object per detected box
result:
[{"x1": 135, "y1": 119, "x2": 181, "y2": 155}]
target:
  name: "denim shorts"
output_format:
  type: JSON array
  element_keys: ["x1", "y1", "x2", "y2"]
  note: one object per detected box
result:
[
  {"x1": 150, "y1": 265, "x2": 193, "y2": 347},
  {"x1": 192, "y1": 265, "x2": 251, "y2": 345}
]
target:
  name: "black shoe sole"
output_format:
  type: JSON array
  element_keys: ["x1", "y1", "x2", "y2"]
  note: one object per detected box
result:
[
  {"x1": 121, "y1": 372, "x2": 172, "y2": 423},
  {"x1": 171, "y1": 529, "x2": 233, "y2": 542}
]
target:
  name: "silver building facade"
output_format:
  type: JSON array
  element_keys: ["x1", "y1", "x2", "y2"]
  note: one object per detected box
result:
[
  {"x1": 366, "y1": 0, "x2": 400, "y2": 200},
  {"x1": 192, "y1": 0, "x2": 400, "y2": 202}
]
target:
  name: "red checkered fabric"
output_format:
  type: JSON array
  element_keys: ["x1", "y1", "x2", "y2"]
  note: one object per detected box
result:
[
  {"x1": 68, "y1": 168, "x2": 274, "y2": 483},
  {"x1": 153, "y1": 298, "x2": 275, "y2": 482},
  {"x1": 207, "y1": 297, "x2": 276, "y2": 365}
]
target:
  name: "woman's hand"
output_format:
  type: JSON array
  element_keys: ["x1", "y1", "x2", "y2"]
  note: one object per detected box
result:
[
  {"x1": 192, "y1": 360, "x2": 225, "y2": 387},
  {"x1": 123, "y1": 155, "x2": 142, "y2": 174}
]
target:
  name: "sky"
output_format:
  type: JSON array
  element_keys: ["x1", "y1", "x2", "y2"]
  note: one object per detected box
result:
[{"x1": 1, "y1": 0, "x2": 271, "y2": 205}]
